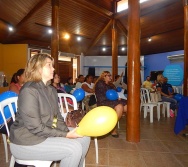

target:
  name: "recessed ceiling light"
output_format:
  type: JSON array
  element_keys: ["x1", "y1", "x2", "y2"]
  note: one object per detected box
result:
[
  {"x1": 121, "y1": 47, "x2": 125, "y2": 51},
  {"x1": 148, "y1": 37, "x2": 152, "y2": 42},
  {"x1": 8, "y1": 26, "x2": 14, "y2": 31},
  {"x1": 102, "y1": 47, "x2": 106, "y2": 51},
  {"x1": 77, "y1": 36, "x2": 81, "y2": 41},
  {"x1": 48, "y1": 29, "x2": 53, "y2": 34},
  {"x1": 64, "y1": 33, "x2": 70, "y2": 39}
]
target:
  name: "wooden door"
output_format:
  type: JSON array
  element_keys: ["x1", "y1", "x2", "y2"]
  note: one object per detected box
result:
[{"x1": 58, "y1": 60, "x2": 73, "y2": 84}]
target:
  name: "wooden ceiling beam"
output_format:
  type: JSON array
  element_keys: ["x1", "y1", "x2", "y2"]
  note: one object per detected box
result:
[
  {"x1": 3, "y1": 0, "x2": 49, "y2": 43},
  {"x1": 68, "y1": 0, "x2": 113, "y2": 19},
  {"x1": 15, "y1": 0, "x2": 49, "y2": 30},
  {"x1": 86, "y1": 19, "x2": 113, "y2": 54},
  {"x1": 116, "y1": 19, "x2": 128, "y2": 37}
]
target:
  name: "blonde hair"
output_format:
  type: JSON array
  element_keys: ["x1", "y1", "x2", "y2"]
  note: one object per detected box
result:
[
  {"x1": 157, "y1": 74, "x2": 164, "y2": 82},
  {"x1": 24, "y1": 53, "x2": 53, "y2": 82},
  {"x1": 93, "y1": 71, "x2": 110, "y2": 90}
]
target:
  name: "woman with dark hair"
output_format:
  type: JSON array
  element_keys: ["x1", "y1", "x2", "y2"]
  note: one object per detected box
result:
[
  {"x1": 9, "y1": 69, "x2": 25, "y2": 94},
  {"x1": 51, "y1": 73, "x2": 73, "y2": 105},
  {"x1": 64, "y1": 77, "x2": 75, "y2": 94},
  {"x1": 9, "y1": 53, "x2": 90, "y2": 167},
  {"x1": 10, "y1": 73, "x2": 17, "y2": 83},
  {"x1": 94, "y1": 71, "x2": 127, "y2": 138},
  {"x1": 51, "y1": 72, "x2": 66, "y2": 93}
]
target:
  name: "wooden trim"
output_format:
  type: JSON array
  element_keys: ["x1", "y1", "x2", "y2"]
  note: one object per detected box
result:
[{"x1": 68, "y1": 0, "x2": 113, "y2": 19}]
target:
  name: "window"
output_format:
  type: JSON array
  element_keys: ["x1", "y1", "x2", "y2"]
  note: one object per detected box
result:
[{"x1": 117, "y1": 0, "x2": 149, "y2": 13}]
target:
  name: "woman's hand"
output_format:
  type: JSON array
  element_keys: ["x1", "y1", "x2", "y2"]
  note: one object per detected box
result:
[{"x1": 66, "y1": 128, "x2": 83, "y2": 139}]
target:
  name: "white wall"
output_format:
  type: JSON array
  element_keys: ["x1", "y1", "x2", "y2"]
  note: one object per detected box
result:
[{"x1": 82, "y1": 56, "x2": 144, "y2": 83}]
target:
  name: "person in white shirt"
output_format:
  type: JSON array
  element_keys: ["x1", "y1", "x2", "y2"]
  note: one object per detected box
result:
[
  {"x1": 75, "y1": 75, "x2": 85, "y2": 89},
  {"x1": 81, "y1": 75, "x2": 96, "y2": 112}
]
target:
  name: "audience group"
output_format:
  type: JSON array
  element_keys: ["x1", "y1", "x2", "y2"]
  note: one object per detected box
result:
[
  {"x1": 1, "y1": 53, "x2": 129, "y2": 166},
  {"x1": 3, "y1": 52, "x2": 182, "y2": 166},
  {"x1": 142, "y1": 74, "x2": 178, "y2": 117},
  {"x1": 7, "y1": 63, "x2": 128, "y2": 139}
]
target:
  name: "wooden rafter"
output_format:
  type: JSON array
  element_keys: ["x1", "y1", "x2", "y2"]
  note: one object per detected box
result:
[
  {"x1": 14, "y1": 0, "x2": 49, "y2": 32},
  {"x1": 86, "y1": 19, "x2": 113, "y2": 54},
  {"x1": 3, "y1": 0, "x2": 49, "y2": 43},
  {"x1": 116, "y1": 19, "x2": 128, "y2": 37},
  {"x1": 68, "y1": 0, "x2": 113, "y2": 19}
]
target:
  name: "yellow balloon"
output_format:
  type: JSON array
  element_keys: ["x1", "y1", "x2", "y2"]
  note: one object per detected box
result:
[{"x1": 76, "y1": 106, "x2": 118, "y2": 137}]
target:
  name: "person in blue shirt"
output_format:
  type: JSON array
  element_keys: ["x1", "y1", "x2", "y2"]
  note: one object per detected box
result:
[
  {"x1": 163, "y1": 77, "x2": 175, "y2": 95},
  {"x1": 156, "y1": 74, "x2": 177, "y2": 117}
]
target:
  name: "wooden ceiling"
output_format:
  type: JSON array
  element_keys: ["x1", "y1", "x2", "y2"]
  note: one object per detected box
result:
[{"x1": 0, "y1": 0, "x2": 184, "y2": 56}]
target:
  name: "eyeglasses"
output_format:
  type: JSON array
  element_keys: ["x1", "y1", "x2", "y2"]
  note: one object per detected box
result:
[{"x1": 106, "y1": 74, "x2": 112, "y2": 77}]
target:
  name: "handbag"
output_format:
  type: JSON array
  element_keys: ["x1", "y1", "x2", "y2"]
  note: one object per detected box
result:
[{"x1": 65, "y1": 109, "x2": 86, "y2": 127}]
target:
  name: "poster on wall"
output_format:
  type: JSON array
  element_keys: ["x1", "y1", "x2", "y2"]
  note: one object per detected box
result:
[{"x1": 163, "y1": 65, "x2": 183, "y2": 86}]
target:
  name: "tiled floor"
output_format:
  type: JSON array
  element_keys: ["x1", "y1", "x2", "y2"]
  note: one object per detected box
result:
[{"x1": 1, "y1": 109, "x2": 188, "y2": 167}]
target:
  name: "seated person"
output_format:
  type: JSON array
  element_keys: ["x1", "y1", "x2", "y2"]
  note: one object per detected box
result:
[
  {"x1": 93, "y1": 76, "x2": 99, "y2": 84},
  {"x1": 0, "y1": 69, "x2": 25, "y2": 136},
  {"x1": 51, "y1": 72, "x2": 66, "y2": 93},
  {"x1": 64, "y1": 77, "x2": 75, "y2": 94},
  {"x1": 94, "y1": 71, "x2": 127, "y2": 138},
  {"x1": 142, "y1": 76, "x2": 155, "y2": 92},
  {"x1": 51, "y1": 73, "x2": 73, "y2": 105},
  {"x1": 75, "y1": 74, "x2": 85, "y2": 89},
  {"x1": 156, "y1": 74, "x2": 177, "y2": 117},
  {"x1": 163, "y1": 77, "x2": 175, "y2": 95},
  {"x1": 81, "y1": 75, "x2": 96, "y2": 112},
  {"x1": 9, "y1": 53, "x2": 90, "y2": 167},
  {"x1": 9, "y1": 69, "x2": 25, "y2": 94},
  {"x1": 113, "y1": 72, "x2": 127, "y2": 92}
]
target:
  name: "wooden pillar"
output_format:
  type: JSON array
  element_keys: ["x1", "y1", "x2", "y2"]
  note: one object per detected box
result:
[
  {"x1": 51, "y1": 0, "x2": 59, "y2": 73},
  {"x1": 183, "y1": 0, "x2": 188, "y2": 96},
  {"x1": 126, "y1": 0, "x2": 140, "y2": 142},
  {"x1": 112, "y1": 19, "x2": 118, "y2": 81}
]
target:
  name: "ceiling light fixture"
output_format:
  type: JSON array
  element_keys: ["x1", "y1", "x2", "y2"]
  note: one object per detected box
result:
[
  {"x1": 102, "y1": 47, "x2": 106, "y2": 51},
  {"x1": 64, "y1": 33, "x2": 70, "y2": 39},
  {"x1": 148, "y1": 37, "x2": 152, "y2": 42},
  {"x1": 121, "y1": 47, "x2": 125, "y2": 51},
  {"x1": 77, "y1": 36, "x2": 81, "y2": 41},
  {"x1": 8, "y1": 26, "x2": 14, "y2": 32},
  {"x1": 48, "y1": 29, "x2": 53, "y2": 34}
]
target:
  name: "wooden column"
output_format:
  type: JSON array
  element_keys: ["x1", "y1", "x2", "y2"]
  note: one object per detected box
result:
[
  {"x1": 126, "y1": 0, "x2": 140, "y2": 142},
  {"x1": 183, "y1": 0, "x2": 188, "y2": 96},
  {"x1": 112, "y1": 19, "x2": 118, "y2": 80},
  {"x1": 51, "y1": 0, "x2": 59, "y2": 73}
]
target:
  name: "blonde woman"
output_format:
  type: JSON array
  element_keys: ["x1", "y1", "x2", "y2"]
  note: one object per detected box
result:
[
  {"x1": 156, "y1": 74, "x2": 177, "y2": 117},
  {"x1": 9, "y1": 53, "x2": 90, "y2": 167},
  {"x1": 94, "y1": 71, "x2": 127, "y2": 138}
]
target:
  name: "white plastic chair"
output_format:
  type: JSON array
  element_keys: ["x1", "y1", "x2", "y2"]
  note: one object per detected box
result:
[
  {"x1": 57, "y1": 93, "x2": 78, "y2": 118},
  {"x1": 140, "y1": 88, "x2": 161, "y2": 123},
  {"x1": 10, "y1": 157, "x2": 53, "y2": 167},
  {"x1": 117, "y1": 88, "x2": 127, "y2": 100},
  {"x1": 0, "y1": 97, "x2": 55, "y2": 167},
  {"x1": 57, "y1": 93, "x2": 86, "y2": 167},
  {"x1": 0, "y1": 97, "x2": 18, "y2": 163},
  {"x1": 162, "y1": 102, "x2": 171, "y2": 117}
]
